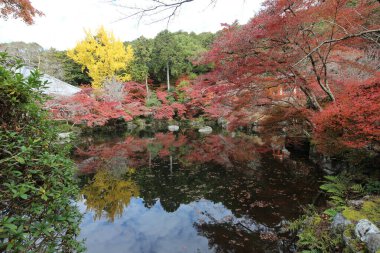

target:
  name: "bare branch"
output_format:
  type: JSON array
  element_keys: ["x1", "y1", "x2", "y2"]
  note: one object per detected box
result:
[
  {"x1": 108, "y1": 0, "x2": 198, "y2": 24},
  {"x1": 293, "y1": 29, "x2": 380, "y2": 68}
]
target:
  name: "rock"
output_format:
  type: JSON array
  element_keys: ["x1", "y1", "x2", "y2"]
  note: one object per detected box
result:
[
  {"x1": 127, "y1": 122, "x2": 138, "y2": 130},
  {"x1": 348, "y1": 199, "x2": 365, "y2": 209},
  {"x1": 282, "y1": 147, "x2": 291, "y2": 158},
  {"x1": 373, "y1": 143, "x2": 380, "y2": 153},
  {"x1": 57, "y1": 132, "x2": 73, "y2": 143},
  {"x1": 189, "y1": 120, "x2": 204, "y2": 128},
  {"x1": 58, "y1": 132, "x2": 72, "y2": 139},
  {"x1": 168, "y1": 125, "x2": 179, "y2": 132},
  {"x1": 198, "y1": 126, "x2": 213, "y2": 134},
  {"x1": 355, "y1": 219, "x2": 380, "y2": 253},
  {"x1": 217, "y1": 117, "x2": 228, "y2": 128},
  {"x1": 332, "y1": 213, "x2": 352, "y2": 231},
  {"x1": 366, "y1": 233, "x2": 380, "y2": 253}
]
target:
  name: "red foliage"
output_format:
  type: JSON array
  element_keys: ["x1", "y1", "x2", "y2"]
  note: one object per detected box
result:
[
  {"x1": 312, "y1": 74, "x2": 380, "y2": 152},
  {"x1": 185, "y1": 0, "x2": 380, "y2": 151},
  {"x1": 47, "y1": 81, "x2": 190, "y2": 126},
  {"x1": 156, "y1": 90, "x2": 168, "y2": 104},
  {"x1": 123, "y1": 81, "x2": 147, "y2": 104},
  {"x1": 171, "y1": 103, "x2": 187, "y2": 118},
  {"x1": 153, "y1": 104, "x2": 175, "y2": 120},
  {"x1": 0, "y1": 0, "x2": 43, "y2": 24},
  {"x1": 47, "y1": 92, "x2": 132, "y2": 127},
  {"x1": 75, "y1": 132, "x2": 268, "y2": 174}
]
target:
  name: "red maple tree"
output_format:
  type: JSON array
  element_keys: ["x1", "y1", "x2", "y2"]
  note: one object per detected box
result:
[
  {"x1": 0, "y1": 0, "x2": 43, "y2": 24},
  {"x1": 190, "y1": 0, "x2": 379, "y2": 150}
]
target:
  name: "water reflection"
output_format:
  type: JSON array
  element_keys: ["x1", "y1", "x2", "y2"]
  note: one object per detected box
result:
[
  {"x1": 76, "y1": 131, "x2": 322, "y2": 252},
  {"x1": 81, "y1": 169, "x2": 139, "y2": 222}
]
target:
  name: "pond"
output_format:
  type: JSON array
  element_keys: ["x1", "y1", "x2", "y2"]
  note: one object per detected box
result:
[{"x1": 73, "y1": 129, "x2": 324, "y2": 253}]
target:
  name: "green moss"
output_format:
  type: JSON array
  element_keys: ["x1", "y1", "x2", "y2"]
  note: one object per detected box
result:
[
  {"x1": 313, "y1": 215, "x2": 323, "y2": 225},
  {"x1": 342, "y1": 197, "x2": 380, "y2": 223},
  {"x1": 362, "y1": 197, "x2": 380, "y2": 222},
  {"x1": 342, "y1": 207, "x2": 366, "y2": 221},
  {"x1": 343, "y1": 224, "x2": 354, "y2": 238}
]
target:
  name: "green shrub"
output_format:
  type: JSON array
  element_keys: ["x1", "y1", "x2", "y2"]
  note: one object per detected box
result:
[
  {"x1": 146, "y1": 91, "x2": 161, "y2": 107},
  {"x1": 0, "y1": 53, "x2": 84, "y2": 252},
  {"x1": 188, "y1": 72, "x2": 197, "y2": 80},
  {"x1": 289, "y1": 206, "x2": 343, "y2": 253}
]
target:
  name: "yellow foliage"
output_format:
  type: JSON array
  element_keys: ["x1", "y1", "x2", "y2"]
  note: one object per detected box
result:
[
  {"x1": 81, "y1": 169, "x2": 140, "y2": 222},
  {"x1": 67, "y1": 26, "x2": 134, "y2": 88}
]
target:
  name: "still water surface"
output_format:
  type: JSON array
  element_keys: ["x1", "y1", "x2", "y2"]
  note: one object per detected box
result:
[{"x1": 74, "y1": 130, "x2": 323, "y2": 253}]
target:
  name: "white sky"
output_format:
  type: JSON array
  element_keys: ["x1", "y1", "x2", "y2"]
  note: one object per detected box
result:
[{"x1": 0, "y1": 0, "x2": 263, "y2": 50}]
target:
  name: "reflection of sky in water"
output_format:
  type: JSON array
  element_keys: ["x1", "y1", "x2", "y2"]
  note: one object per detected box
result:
[
  {"x1": 78, "y1": 198, "x2": 266, "y2": 253},
  {"x1": 79, "y1": 198, "x2": 212, "y2": 253}
]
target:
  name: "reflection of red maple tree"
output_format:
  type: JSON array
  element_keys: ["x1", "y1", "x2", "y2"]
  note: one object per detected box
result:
[{"x1": 75, "y1": 132, "x2": 270, "y2": 174}]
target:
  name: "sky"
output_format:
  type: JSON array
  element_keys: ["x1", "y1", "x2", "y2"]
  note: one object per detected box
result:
[{"x1": 0, "y1": 0, "x2": 263, "y2": 50}]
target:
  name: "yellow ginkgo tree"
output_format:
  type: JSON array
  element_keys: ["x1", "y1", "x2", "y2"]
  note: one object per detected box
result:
[{"x1": 67, "y1": 26, "x2": 134, "y2": 88}]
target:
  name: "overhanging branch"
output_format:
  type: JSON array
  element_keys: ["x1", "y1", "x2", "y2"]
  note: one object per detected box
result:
[{"x1": 293, "y1": 29, "x2": 380, "y2": 68}]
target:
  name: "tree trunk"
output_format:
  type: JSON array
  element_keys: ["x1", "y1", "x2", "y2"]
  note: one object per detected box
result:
[
  {"x1": 299, "y1": 86, "x2": 322, "y2": 111},
  {"x1": 145, "y1": 75, "x2": 150, "y2": 99},
  {"x1": 169, "y1": 155, "x2": 173, "y2": 175},
  {"x1": 166, "y1": 61, "x2": 170, "y2": 91},
  {"x1": 293, "y1": 70, "x2": 323, "y2": 111},
  {"x1": 324, "y1": 80, "x2": 335, "y2": 102}
]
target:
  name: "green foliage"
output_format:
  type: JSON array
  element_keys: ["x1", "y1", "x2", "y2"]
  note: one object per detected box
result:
[
  {"x1": 176, "y1": 79, "x2": 191, "y2": 103},
  {"x1": 52, "y1": 121, "x2": 76, "y2": 133},
  {"x1": 0, "y1": 53, "x2": 83, "y2": 252},
  {"x1": 366, "y1": 180, "x2": 380, "y2": 194},
  {"x1": 289, "y1": 206, "x2": 342, "y2": 253},
  {"x1": 346, "y1": 0, "x2": 359, "y2": 7},
  {"x1": 320, "y1": 174, "x2": 366, "y2": 209},
  {"x1": 166, "y1": 92, "x2": 176, "y2": 104},
  {"x1": 54, "y1": 50, "x2": 92, "y2": 86},
  {"x1": 127, "y1": 36, "x2": 153, "y2": 83},
  {"x1": 146, "y1": 92, "x2": 161, "y2": 107},
  {"x1": 188, "y1": 72, "x2": 197, "y2": 80},
  {"x1": 124, "y1": 30, "x2": 215, "y2": 85},
  {"x1": 150, "y1": 30, "x2": 210, "y2": 83}
]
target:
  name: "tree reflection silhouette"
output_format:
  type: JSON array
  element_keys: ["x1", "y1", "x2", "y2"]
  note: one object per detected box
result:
[{"x1": 81, "y1": 169, "x2": 139, "y2": 222}]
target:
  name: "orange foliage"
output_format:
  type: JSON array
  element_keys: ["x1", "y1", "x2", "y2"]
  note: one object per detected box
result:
[{"x1": 0, "y1": 0, "x2": 43, "y2": 24}]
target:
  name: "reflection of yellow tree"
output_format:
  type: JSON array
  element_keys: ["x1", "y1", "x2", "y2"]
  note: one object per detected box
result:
[{"x1": 81, "y1": 169, "x2": 139, "y2": 222}]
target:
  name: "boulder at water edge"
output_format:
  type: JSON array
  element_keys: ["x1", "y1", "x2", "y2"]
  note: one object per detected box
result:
[
  {"x1": 198, "y1": 126, "x2": 213, "y2": 134},
  {"x1": 355, "y1": 219, "x2": 380, "y2": 253},
  {"x1": 168, "y1": 125, "x2": 180, "y2": 132}
]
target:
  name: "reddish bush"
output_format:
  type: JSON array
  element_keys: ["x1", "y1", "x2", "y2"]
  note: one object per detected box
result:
[{"x1": 312, "y1": 74, "x2": 380, "y2": 153}]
